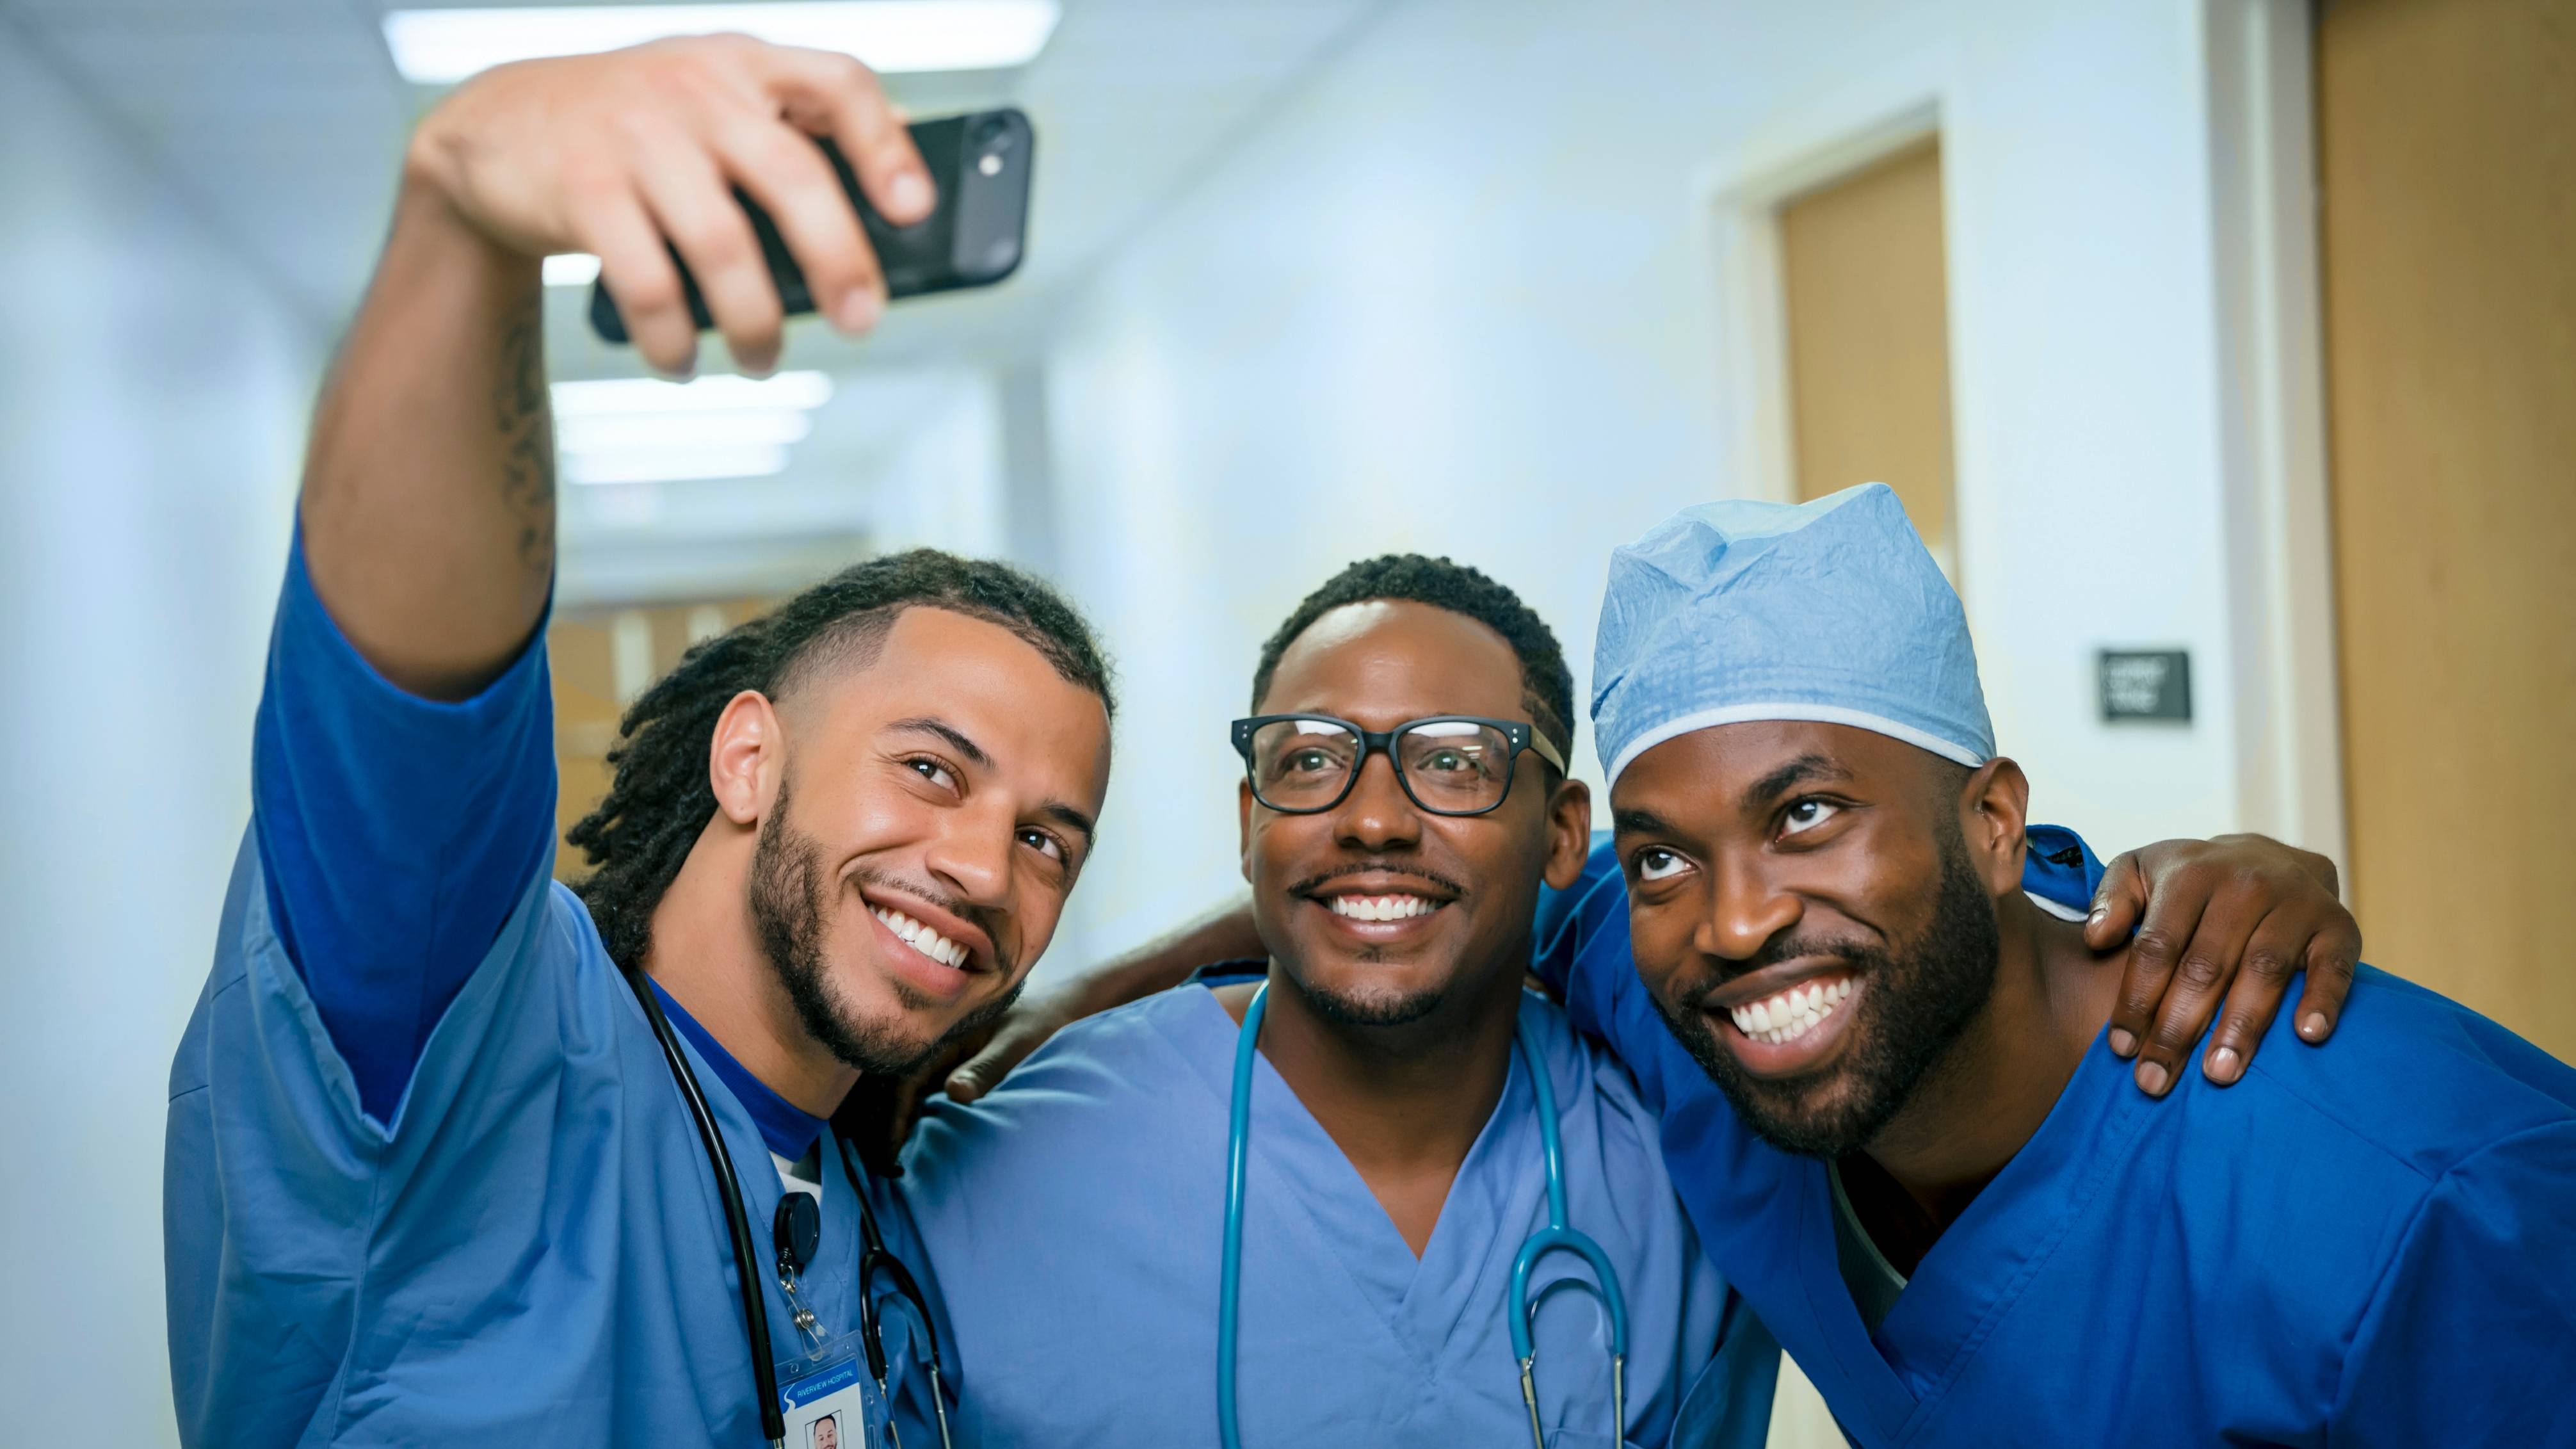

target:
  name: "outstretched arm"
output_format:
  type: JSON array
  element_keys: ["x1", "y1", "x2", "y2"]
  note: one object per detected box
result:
[
  {"x1": 260, "y1": 38, "x2": 929, "y2": 1122},
  {"x1": 308, "y1": 37, "x2": 930, "y2": 695},
  {"x1": 849, "y1": 828, "x2": 2363, "y2": 1160}
]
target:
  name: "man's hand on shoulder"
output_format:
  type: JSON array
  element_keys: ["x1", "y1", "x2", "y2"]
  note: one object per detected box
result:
[
  {"x1": 2088, "y1": 834, "x2": 2362, "y2": 1096},
  {"x1": 405, "y1": 34, "x2": 933, "y2": 375}
]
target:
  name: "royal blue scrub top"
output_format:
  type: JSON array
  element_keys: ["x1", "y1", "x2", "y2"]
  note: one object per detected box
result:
[
  {"x1": 163, "y1": 540, "x2": 940, "y2": 1446},
  {"x1": 1534, "y1": 830, "x2": 2576, "y2": 1446}
]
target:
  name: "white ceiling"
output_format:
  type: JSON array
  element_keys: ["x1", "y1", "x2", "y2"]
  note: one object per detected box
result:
[{"x1": 3, "y1": 0, "x2": 1383, "y2": 601}]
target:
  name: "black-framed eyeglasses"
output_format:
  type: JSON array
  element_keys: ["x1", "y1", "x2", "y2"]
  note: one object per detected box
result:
[{"x1": 1230, "y1": 713, "x2": 1569, "y2": 817}]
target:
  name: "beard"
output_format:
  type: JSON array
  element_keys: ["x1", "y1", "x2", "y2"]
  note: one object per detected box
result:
[
  {"x1": 1301, "y1": 968, "x2": 1447, "y2": 1029},
  {"x1": 1648, "y1": 824, "x2": 2002, "y2": 1158},
  {"x1": 747, "y1": 790, "x2": 1023, "y2": 1079}
]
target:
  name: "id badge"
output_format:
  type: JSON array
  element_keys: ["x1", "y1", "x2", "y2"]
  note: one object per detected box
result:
[{"x1": 778, "y1": 1332, "x2": 888, "y2": 1449}]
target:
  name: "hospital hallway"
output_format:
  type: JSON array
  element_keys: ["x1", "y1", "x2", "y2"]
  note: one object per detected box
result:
[{"x1": 2, "y1": 0, "x2": 2568, "y2": 1445}]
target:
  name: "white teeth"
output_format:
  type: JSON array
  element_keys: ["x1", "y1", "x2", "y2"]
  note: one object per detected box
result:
[
  {"x1": 872, "y1": 907, "x2": 967, "y2": 969},
  {"x1": 1328, "y1": 894, "x2": 1438, "y2": 923},
  {"x1": 1730, "y1": 977, "x2": 1855, "y2": 1046}
]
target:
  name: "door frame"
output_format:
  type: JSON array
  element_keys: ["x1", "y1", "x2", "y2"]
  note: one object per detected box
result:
[
  {"x1": 1698, "y1": 47, "x2": 1955, "y2": 514},
  {"x1": 2200, "y1": 0, "x2": 2348, "y2": 867}
]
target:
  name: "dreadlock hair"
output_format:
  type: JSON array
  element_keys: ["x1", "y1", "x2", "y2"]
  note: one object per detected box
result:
[
  {"x1": 567, "y1": 549, "x2": 1115, "y2": 973},
  {"x1": 1250, "y1": 554, "x2": 1575, "y2": 765}
]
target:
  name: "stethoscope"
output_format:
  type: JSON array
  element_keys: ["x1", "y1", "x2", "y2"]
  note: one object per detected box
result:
[
  {"x1": 620, "y1": 961, "x2": 956, "y2": 1449},
  {"x1": 1217, "y1": 981, "x2": 1630, "y2": 1449}
]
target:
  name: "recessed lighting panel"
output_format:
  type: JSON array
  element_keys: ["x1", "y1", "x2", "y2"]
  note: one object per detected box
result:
[
  {"x1": 558, "y1": 409, "x2": 816, "y2": 452},
  {"x1": 564, "y1": 442, "x2": 795, "y2": 485},
  {"x1": 552, "y1": 371, "x2": 835, "y2": 416},
  {"x1": 384, "y1": 1, "x2": 1061, "y2": 85}
]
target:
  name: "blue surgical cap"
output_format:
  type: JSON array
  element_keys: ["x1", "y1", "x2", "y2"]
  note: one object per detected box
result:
[{"x1": 1591, "y1": 483, "x2": 1992, "y2": 784}]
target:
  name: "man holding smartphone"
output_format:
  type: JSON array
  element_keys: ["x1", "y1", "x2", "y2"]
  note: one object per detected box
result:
[{"x1": 165, "y1": 37, "x2": 1115, "y2": 1447}]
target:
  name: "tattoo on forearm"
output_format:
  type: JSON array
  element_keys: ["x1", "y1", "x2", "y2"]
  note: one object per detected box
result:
[{"x1": 494, "y1": 290, "x2": 556, "y2": 569}]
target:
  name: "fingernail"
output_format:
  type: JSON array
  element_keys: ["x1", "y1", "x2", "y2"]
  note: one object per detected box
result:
[
  {"x1": 2108, "y1": 1028, "x2": 2136, "y2": 1057},
  {"x1": 835, "y1": 287, "x2": 883, "y2": 334},
  {"x1": 2136, "y1": 1060, "x2": 2169, "y2": 1096},
  {"x1": 2088, "y1": 905, "x2": 2108, "y2": 926},
  {"x1": 2300, "y1": 1012, "x2": 2328, "y2": 1040},
  {"x1": 889, "y1": 170, "x2": 931, "y2": 218},
  {"x1": 2207, "y1": 1046, "x2": 2242, "y2": 1084}
]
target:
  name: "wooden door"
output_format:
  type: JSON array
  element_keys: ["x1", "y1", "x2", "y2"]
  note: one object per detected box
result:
[
  {"x1": 1779, "y1": 136, "x2": 1959, "y2": 579},
  {"x1": 2318, "y1": 0, "x2": 2575, "y2": 1058}
]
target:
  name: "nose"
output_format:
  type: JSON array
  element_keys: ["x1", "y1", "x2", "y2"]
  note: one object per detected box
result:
[
  {"x1": 922, "y1": 797, "x2": 1016, "y2": 910},
  {"x1": 1332, "y1": 749, "x2": 1424, "y2": 853},
  {"x1": 1700, "y1": 850, "x2": 1802, "y2": 964}
]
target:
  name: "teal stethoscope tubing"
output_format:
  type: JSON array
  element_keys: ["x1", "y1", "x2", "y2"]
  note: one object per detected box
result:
[{"x1": 1217, "y1": 983, "x2": 1630, "y2": 1449}]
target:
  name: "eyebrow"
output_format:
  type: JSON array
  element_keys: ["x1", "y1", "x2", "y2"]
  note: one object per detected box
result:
[
  {"x1": 1042, "y1": 802, "x2": 1098, "y2": 852},
  {"x1": 1741, "y1": 752, "x2": 1850, "y2": 812},
  {"x1": 1611, "y1": 805, "x2": 1675, "y2": 836},
  {"x1": 892, "y1": 715, "x2": 1097, "y2": 850},
  {"x1": 890, "y1": 716, "x2": 990, "y2": 768}
]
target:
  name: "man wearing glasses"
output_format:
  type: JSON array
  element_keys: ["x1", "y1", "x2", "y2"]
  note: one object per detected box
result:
[{"x1": 876, "y1": 555, "x2": 2353, "y2": 1448}]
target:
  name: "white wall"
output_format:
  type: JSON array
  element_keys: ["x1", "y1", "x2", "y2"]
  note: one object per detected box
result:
[
  {"x1": 1040, "y1": 0, "x2": 2262, "y2": 967},
  {"x1": 0, "y1": 33, "x2": 318, "y2": 1447}
]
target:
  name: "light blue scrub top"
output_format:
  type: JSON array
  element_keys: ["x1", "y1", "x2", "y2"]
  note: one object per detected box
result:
[
  {"x1": 1536, "y1": 834, "x2": 2576, "y2": 1446},
  {"x1": 165, "y1": 839, "x2": 942, "y2": 1446},
  {"x1": 164, "y1": 542, "x2": 941, "y2": 1446},
  {"x1": 894, "y1": 975, "x2": 1782, "y2": 1449}
]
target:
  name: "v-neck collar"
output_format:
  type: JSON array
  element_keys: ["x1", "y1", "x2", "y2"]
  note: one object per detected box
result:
[
  {"x1": 650, "y1": 976, "x2": 828, "y2": 1160},
  {"x1": 1167, "y1": 985, "x2": 1551, "y2": 1346},
  {"x1": 1789, "y1": 1028, "x2": 2155, "y2": 1443}
]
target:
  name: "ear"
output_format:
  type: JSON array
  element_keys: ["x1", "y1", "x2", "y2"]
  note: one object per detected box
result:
[
  {"x1": 1958, "y1": 756, "x2": 2031, "y2": 896},
  {"x1": 1237, "y1": 779, "x2": 1257, "y2": 884},
  {"x1": 1541, "y1": 776, "x2": 1594, "y2": 891},
  {"x1": 707, "y1": 689, "x2": 785, "y2": 827}
]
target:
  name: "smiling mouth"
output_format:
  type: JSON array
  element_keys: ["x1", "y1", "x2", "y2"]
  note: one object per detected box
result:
[
  {"x1": 1726, "y1": 975, "x2": 1854, "y2": 1047},
  {"x1": 869, "y1": 903, "x2": 974, "y2": 970},
  {"x1": 1323, "y1": 893, "x2": 1448, "y2": 923}
]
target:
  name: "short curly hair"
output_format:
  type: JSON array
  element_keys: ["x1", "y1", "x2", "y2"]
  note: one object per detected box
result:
[{"x1": 1250, "y1": 554, "x2": 1574, "y2": 762}]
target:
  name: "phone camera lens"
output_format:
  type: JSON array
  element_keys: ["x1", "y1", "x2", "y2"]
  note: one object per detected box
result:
[{"x1": 970, "y1": 115, "x2": 1013, "y2": 150}]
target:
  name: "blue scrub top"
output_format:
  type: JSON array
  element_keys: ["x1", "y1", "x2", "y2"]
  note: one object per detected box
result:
[
  {"x1": 894, "y1": 976, "x2": 1782, "y2": 1449},
  {"x1": 1534, "y1": 831, "x2": 2576, "y2": 1446},
  {"x1": 164, "y1": 542, "x2": 942, "y2": 1446}
]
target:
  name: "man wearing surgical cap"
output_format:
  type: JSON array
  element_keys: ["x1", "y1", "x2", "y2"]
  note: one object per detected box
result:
[{"x1": 1531, "y1": 483, "x2": 2576, "y2": 1446}]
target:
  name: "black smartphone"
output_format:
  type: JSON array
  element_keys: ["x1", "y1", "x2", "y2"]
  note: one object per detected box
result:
[{"x1": 589, "y1": 107, "x2": 1033, "y2": 343}]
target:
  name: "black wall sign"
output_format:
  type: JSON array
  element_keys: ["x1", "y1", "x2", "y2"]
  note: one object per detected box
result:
[{"x1": 2098, "y1": 649, "x2": 2192, "y2": 723}]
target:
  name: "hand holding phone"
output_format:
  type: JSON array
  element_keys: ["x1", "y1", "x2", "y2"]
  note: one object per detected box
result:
[{"x1": 588, "y1": 108, "x2": 1034, "y2": 346}]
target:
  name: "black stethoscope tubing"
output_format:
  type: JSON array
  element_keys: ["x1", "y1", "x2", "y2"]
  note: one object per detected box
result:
[{"x1": 622, "y1": 960, "x2": 792, "y2": 1445}]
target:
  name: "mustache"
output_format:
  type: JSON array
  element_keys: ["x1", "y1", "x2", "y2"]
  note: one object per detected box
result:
[
  {"x1": 1675, "y1": 933, "x2": 1885, "y2": 1007},
  {"x1": 848, "y1": 866, "x2": 1013, "y2": 976},
  {"x1": 1285, "y1": 859, "x2": 1469, "y2": 901}
]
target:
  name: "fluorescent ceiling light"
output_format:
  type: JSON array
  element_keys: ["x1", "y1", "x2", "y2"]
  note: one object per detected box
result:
[
  {"x1": 543, "y1": 253, "x2": 603, "y2": 287},
  {"x1": 384, "y1": 2, "x2": 1061, "y2": 85},
  {"x1": 558, "y1": 409, "x2": 816, "y2": 451},
  {"x1": 565, "y1": 442, "x2": 794, "y2": 485},
  {"x1": 552, "y1": 371, "x2": 834, "y2": 416}
]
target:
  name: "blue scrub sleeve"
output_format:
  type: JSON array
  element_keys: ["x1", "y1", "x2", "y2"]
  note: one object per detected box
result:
[
  {"x1": 251, "y1": 532, "x2": 557, "y2": 1125},
  {"x1": 2331, "y1": 1122, "x2": 2576, "y2": 1444}
]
